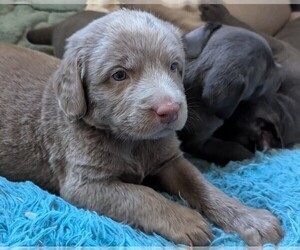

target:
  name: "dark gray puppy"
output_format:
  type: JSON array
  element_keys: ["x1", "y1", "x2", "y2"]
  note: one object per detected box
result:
[
  {"x1": 178, "y1": 20, "x2": 282, "y2": 165},
  {"x1": 27, "y1": 11, "x2": 106, "y2": 58},
  {"x1": 0, "y1": 9, "x2": 284, "y2": 246},
  {"x1": 204, "y1": 4, "x2": 300, "y2": 148},
  {"x1": 188, "y1": 4, "x2": 300, "y2": 164}
]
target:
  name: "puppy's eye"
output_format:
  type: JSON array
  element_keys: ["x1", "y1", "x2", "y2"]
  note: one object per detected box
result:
[
  {"x1": 170, "y1": 62, "x2": 179, "y2": 72},
  {"x1": 112, "y1": 71, "x2": 127, "y2": 81}
]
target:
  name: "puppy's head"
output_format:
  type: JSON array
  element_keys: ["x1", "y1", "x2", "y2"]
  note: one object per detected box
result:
[
  {"x1": 53, "y1": 9, "x2": 187, "y2": 140},
  {"x1": 183, "y1": 24, "x2": 282, "y2": 120},
  {"x1": 215, "y1": 98, "x2": 283, "y2": 152}
]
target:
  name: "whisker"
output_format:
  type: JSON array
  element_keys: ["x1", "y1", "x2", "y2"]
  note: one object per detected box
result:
[
  {"x1": 184, "y1": 84, "x2": 201, "y2": 93},
  {"x1": 188, "y1": 105, "x2": 202, "y2": 109},
  {"x1": 184, "y1": 85, "x2": 194, "y2": 93}
]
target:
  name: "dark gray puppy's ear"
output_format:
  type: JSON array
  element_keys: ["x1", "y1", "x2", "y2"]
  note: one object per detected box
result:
[
  {"x1": 182, "y1": 22, "x2": 221, "y2": 59},
  {"x1": 53, "y1": 57, "x2": 87, "y2": 122},
  {"x1": 202, "y1": 73, "x2": 246, "y2": 119}
]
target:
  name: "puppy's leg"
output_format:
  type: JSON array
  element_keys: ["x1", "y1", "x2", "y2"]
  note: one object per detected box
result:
[
  {"x1": 181, "y1": 135, "x2": 254, "y2": 166},
  {"x1": 199, "y1": 4, "x2": 285, "y2": 56},
  {"x1": 60, "y1": 167, "x2": 212, "y2": 246},
  {"x1": 155, "y1": 157, "x2": 284, "y2": 245}
]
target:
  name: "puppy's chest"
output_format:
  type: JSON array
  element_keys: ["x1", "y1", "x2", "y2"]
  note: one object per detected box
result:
[
  {"x1": 113, "y1": 144, "x2": 167, "y2": 184},
  {"x1": 75, "y1": 139, "x2": 176, "y2": 184},
  {"x1": 66, "y1": 130, "x2": 180, "y2": 184}
]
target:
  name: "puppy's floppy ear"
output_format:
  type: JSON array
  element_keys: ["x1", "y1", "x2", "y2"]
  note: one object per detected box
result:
[
  {"x1": 53, "y1": 56, "x2": 87, "y2": 122},
  {"x1": 202, "y1": 73, "x2": 246, "y2": 119},
  {"x1": 182, "y1": 22, "x2": 221, "y2": 59}
]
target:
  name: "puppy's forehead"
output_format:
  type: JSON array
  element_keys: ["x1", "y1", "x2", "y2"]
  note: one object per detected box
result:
[
  {"x1": 94, "y1": 9, "x2": 184, "y2": 67},
  {"x1": 108, "y1": 31, "x2": 182, "y2": 68}
]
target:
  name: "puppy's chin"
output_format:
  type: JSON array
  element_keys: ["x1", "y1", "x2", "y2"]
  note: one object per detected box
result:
[
  {"x1": 126, "y1": 129, "x2": 175, "y2": 141},
  {"x1": 110, "y1": 118, "x2": 187, "y2": 141}
]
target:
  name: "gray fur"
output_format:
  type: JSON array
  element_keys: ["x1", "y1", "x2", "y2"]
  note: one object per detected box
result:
[
  {"x1": 191, "y1": 4, "x2": 300, "y2": 163},
  {"x1": 178, "y1": 19, "x2": 282, "y2": 164}
]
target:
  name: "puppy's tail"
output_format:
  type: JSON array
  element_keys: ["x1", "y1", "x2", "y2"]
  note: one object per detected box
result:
[{"x1": 26, "y1": 26, "x2": 53, "y2": 45}]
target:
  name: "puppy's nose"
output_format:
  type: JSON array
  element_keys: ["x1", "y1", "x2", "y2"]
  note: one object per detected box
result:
[{"x1": 154, "y1": 102, "x2": 180, "y2": 124}]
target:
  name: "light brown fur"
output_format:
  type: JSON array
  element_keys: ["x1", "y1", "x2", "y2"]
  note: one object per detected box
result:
[{"x1": 0, "y1": 9, "x2": 283, "y2": 246}]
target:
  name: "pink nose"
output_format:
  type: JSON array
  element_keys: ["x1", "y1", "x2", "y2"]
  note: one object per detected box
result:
[{"x1": 154, "y1": 102, "x2": 180, "y2": 124}]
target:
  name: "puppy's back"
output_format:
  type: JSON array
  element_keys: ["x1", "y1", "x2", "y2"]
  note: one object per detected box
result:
[
  {"x1": 0, "y1": 44, "x2": 59, "y2": 114},
  {"x1": 0, "y1": 44, "x2": 60, "y2": 191}
]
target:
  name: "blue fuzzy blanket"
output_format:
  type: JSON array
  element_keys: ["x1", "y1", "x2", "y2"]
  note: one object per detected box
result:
[{"x1": 1, "y1": 148, "x2": 300, "y2": 246}]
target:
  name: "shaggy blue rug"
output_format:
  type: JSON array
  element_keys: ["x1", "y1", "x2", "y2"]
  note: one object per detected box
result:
[{"x1": 1, "y1": 148, "x2": 300, "y2": 246}]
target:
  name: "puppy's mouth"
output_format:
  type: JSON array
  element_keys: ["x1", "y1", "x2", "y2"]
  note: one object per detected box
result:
[
  {"x1": 113, "y1": 109, "x2": 187, "y2": 141},
  {"x1": 151, "y1": 107, "x2": 188, "y2": 137},
  {"x1": 139, "y1": 116, "x2": 186, "y2": 140},
  {"x1": 255, "y1": 118, "x2": 283, "y2": 151},
  {"x1": 256, "y1": 129, "x2": 283, "y2": 152},
  {"x1": 117, "y1": 126, "x2": 176, "y2": 141},
  {"x1": 237, "y1": 122, "x2": 283, "y2": 153}
]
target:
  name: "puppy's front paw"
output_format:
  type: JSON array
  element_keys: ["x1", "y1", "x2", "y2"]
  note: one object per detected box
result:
[
  {"x1": 229, "y1": 207, "x2": 284, "y2": 245},
  {"x1": 199, "y1": 4, "x2": 230, "y2": 22},
  {"x1": 162, "y1": 205, "x2": 212, "y2": 246}
]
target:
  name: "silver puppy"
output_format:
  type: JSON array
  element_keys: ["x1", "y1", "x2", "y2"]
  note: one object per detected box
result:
[{"x1": 0, "y1": 9, "x2": 283, "y2": 246}]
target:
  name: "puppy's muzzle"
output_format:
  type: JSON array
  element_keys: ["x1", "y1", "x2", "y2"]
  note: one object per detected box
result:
[{"x1": 152, "y1": 99, "x2": 180, "y2": 124}]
